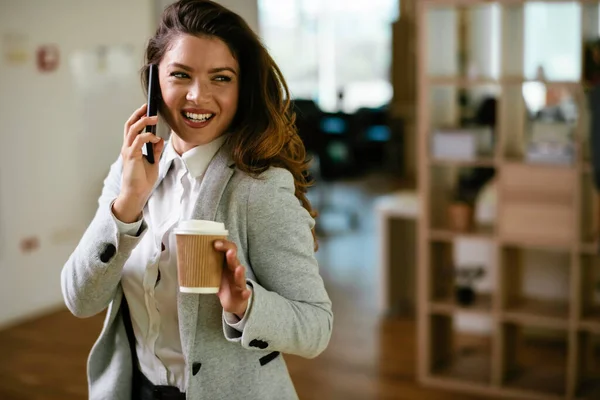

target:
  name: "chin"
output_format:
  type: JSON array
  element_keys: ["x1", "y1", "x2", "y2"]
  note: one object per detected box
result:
[{"x1": 177, "y1": 125, "x2": 223, "y2": 146}]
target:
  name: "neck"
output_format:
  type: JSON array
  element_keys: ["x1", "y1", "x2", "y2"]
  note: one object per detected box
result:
[
  {"x1": 170, "y1": 133, "x2": 193, "y2": 156},
  {"x1": 170, "y1": 131, "x2": 228, "y2": 156}
]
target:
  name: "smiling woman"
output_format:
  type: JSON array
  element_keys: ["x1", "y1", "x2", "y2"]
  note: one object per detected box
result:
[{"x1": 60, "y1": 1, "x2": 332, "y2": 399}]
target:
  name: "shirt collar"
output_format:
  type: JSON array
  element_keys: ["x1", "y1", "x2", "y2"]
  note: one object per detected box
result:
[{"x1": 164, "y1": 134, "x2": 228, "y2": 179}]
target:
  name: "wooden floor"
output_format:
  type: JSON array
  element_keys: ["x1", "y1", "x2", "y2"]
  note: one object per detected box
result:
[{"x1": 0, "y1": 174, "x2": 489, "y2": 400}]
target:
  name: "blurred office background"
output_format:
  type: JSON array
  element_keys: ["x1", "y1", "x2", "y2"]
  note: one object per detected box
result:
[{"x1": 1, "y1": 0, "x2": 599, "y2": 399}]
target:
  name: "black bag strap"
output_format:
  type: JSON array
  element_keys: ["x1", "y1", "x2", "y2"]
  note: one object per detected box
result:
[{"x1": 121, "y1": 295, "x2": 140, "y2": 399}]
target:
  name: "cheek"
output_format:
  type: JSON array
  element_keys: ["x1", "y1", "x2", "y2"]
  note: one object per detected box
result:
[
  {"x1": 218, "y1": 88, "x2": 239, "y2": 118},
  {"x1": 160, "y1": 86, "x2": 181, "y2": 111}
]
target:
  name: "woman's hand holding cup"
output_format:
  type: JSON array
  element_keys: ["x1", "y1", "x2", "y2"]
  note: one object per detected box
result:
[{"x1": 113, "y1": 104, "x2": 164, "y2": 223}]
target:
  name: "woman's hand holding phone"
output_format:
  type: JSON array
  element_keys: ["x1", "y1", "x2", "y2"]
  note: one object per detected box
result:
[{"x1": 112, "y1": 103, "x2": 164, "y2": 223}]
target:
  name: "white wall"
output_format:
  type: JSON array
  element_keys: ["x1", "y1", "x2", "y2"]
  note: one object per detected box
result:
[
  {"x1": 0, "y1": 0, "x2": 259, "y2": 329},
  {"x1": 0, "y1": 0, "x2": 155, "y2": 328}
]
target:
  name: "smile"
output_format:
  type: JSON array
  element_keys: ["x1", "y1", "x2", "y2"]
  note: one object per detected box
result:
[{"x1": 183, "y1": 111, "x2": 214, "y2": 122}]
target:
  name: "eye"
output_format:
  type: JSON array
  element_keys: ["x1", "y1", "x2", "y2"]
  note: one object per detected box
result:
[
  {"x1": 170, "y1": 71, "x2": 190, "y2": 79},
  {"x1": 213, "y1": 75, "x2": 232, "y2": 82}
]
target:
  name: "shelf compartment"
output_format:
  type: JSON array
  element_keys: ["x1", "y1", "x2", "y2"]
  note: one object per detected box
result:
[
  {"x1": 499, "y1": 81, "x2": 579, "y2": 167},
  {"x1": 500, "y1": 246, "x2": 571, "y2": 328},
  {"x1": 429, "y1": 314, "x2": 493, "y2": 385},
  {"x1": 498, "y1": 163, "x2": 577, "y2": 247},
  {"x1": 429, "y1": 240, "x2": 494, "y2": 315},
  {"x1": 576, "y1": 331, "x2": 600, "y2": 399},
  {"x1": 429, "y1": 164, "x2": 496, "y2": 234},
  {"x1": 429, "y1": 241, "x2": 456, "y2": 304},
  {"x1": 500, "y1": 323, "x2": 568, "y2": 396},
  {"x1": 425, "y1": 3, "x2": 500, "y2": 83},
  {"x1": 430, "y1": 293, "x2": 492, "y2": 316}
]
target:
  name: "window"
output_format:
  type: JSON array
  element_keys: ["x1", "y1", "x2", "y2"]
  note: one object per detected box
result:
[{"x1": 258, "y1": 0, "x2": 398, "y2": 112}]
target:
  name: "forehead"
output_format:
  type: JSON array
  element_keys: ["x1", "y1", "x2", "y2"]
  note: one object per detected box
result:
[{"x1": 162, "y1": 34, "x2": 238, "y2": 71}]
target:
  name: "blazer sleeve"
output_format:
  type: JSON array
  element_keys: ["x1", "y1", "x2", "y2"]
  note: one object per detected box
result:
[
  {"x1": 223, "y1": 167, "x2": 333, "y2": 359},
  {"x1": 60, "y1": 156, "x2": 147, "y2": 318}
]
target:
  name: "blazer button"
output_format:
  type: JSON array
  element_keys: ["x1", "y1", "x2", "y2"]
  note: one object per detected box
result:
[
  {"x1": 249, "y1": 339, "x2": 268, "y2": 349},
  {"x1": 192, "y1": 362, "x2": 202, "y2": 376},
  {"x1": 99, "y1": 243, "x2": 116, "y2": 263}
]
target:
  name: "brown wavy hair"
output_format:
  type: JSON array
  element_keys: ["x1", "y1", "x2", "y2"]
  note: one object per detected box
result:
[{"x1": 141, "y1": 0, "x2": 318, "y2": 250}]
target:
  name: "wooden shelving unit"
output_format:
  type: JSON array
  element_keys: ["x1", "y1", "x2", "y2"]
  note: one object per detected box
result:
[{"x1": 416, "y1": 1, "x2": 600, "y2": 399}]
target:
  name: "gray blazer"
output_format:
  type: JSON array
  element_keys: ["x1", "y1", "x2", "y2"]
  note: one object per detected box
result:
[{"x1": 60, "y1": 142, "x2": 333, "y2": 399}]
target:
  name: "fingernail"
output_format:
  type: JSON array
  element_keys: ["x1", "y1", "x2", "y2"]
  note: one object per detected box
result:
[{"x1": 215, "y1": 241, "x2": 223, "y2": 247}]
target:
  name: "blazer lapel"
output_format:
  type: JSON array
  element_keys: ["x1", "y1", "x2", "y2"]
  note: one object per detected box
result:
[
  {"x1": 178, "y1": 142, "x2": 235, "y2": 362},
  {"x1": 192, "y1": 142, "x2": 236, "y2": 221}
]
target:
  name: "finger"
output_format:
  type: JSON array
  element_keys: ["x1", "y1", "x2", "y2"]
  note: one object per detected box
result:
[
  {"x1": 129, "y1": 132, "x2": 161, "y2": 156},
  {"x1": 214, "y1": 240, "x2": 240, "y2": 271},
  {"x1": 125, "y1": 116, "x2": 158, "y2": 147},
  {"x1": 234, "y1": 265, "x2": 246, "y2": 289},
  {"x1": 153, "y1": 137, "x2": 165, "y2": 159},
  {"x1": 124, "y1": 104, "x2": 148, "y2": 137},
  {"x1": 225, "y1": 249, "x2": 240, "y2": 272}
]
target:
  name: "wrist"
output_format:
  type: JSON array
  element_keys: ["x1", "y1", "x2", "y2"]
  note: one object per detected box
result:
[
  {"x1": 112, "y1": 195, "x2": 144, "y2": 223},
  {"x1": 233, "y1": 300, "x2": 249, "y2": 320}
]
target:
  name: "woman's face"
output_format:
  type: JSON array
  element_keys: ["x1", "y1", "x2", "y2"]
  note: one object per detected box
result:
[{"x1": 158, "y1": 34, "x2": 239, "y2": 154}]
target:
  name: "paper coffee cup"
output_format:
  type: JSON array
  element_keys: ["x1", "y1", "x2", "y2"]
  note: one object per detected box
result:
[{"x1": 174, "y1": 220, "x2": 229, "y2": 294}]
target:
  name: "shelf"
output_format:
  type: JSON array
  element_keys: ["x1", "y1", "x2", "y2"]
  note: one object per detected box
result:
[
  {"x1": 430, "y1": 225, "x2": 495, "y2": 242},
  {"x1": 430, "y1": 293, "x2": 492, "y2": 316},
  {"x1": 429, "y1": 157, "x2": 496, "y2": 168},
  {"x1": 502, "y1": 158, "x2": 577, "y2": 171},
  {"x1": 503, "y1": 298, "x2": 570, "y2": 330},
  {"x1": 501, "y1": 76, "x2": 581, "y2": 89},
  {"x1": 427, "y1": 76, "x2": 499, "y2": 87},
  {"x1": 426, "y1": 75, "x2": 582, "y2": 89},
  {"x1": 418, "y1": 0, "x2": 592, "y2": 398},
  {"x1": 499, "y1": 237, "x2": 574, "y2": 253}
]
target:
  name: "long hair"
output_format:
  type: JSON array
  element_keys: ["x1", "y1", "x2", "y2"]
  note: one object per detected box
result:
[{"x1": 141, "y1": 0, "x2": 318, "y2": 250}]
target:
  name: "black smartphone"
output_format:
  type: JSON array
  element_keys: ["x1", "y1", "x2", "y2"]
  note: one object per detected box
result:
[{"x1": 144, "y1": 63, "x2": 160, "y2": 164}]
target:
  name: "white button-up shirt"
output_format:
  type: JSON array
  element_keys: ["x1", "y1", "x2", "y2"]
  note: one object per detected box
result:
[{"x1": 113, "y1": 135, "x2": 251, "y2": 391}]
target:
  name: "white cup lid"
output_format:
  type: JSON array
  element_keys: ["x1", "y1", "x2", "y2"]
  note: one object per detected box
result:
[{"x1": 174, "y1": 219, "x2": 228, "y2": 235}]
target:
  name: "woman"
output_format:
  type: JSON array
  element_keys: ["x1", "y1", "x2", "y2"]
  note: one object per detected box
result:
[{"x1": 60, "y1": 1, "x2": 333, "y2": 399}]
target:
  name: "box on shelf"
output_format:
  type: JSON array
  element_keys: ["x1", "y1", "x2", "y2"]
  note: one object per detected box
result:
[{"x1": 431, "y1": 127, "x2": 494, "y2": 160}]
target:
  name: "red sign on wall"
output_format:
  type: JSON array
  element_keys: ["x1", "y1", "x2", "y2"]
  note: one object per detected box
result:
[{"x1": 36, "y1": 44, "x2": 59, "y2": 72}]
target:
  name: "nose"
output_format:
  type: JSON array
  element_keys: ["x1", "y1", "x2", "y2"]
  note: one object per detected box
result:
[{"x1": 186, "y1": 81, "x2": 210, "y2": 102}]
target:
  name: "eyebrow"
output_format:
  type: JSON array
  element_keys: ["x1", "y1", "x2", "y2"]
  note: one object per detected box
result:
[{"x1": 168, "y1": 62, "x2": 237, "y2": 75}]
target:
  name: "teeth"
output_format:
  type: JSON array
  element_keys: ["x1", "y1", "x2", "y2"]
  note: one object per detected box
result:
[{"x1": 184, "y1": 112, "x2": 213, "y2": 122}]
